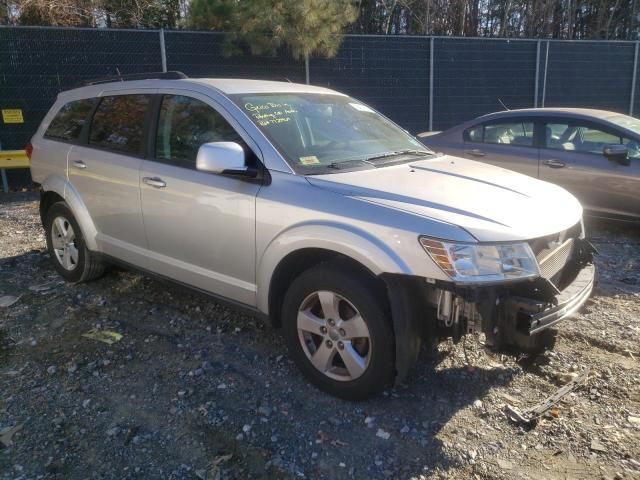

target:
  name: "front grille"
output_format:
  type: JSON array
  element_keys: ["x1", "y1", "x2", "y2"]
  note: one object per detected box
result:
[
  {"x1": 537, "y1": 238, "x2": 574, "y2": 280},
  {"x1": 528, "y1": 221, "x2": 582, "y2": 283}
]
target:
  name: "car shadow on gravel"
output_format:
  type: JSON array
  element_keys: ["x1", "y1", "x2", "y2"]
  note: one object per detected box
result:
[
  {"x1": 379, "y1": 360, "x2": 516, "y2": 477},
  {"x1": 0, "y1": 191, "x2": 39, "y2": 206}
]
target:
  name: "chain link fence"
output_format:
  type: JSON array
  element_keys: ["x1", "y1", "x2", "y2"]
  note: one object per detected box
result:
[
  {"x1": 1, "y1": 26, "x2": 639, "y2": 152},
  {"x1": 0, "y1": 27, "x2": 162, "y2": 151}
]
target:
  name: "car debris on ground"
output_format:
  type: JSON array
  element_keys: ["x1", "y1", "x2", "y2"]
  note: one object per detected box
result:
[{"x1": 504, "y1": 368, "x2": 591, "y2": 428}]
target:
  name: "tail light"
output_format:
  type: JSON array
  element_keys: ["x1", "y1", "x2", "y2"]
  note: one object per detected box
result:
[{"x1": 25, "y1": 143, "x2": 33, "y2": 159}]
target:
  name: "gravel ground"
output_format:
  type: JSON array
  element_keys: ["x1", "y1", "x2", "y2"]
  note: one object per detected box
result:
[{"x1": 1, "y1": 191, "x2": 639, "y2": 480}]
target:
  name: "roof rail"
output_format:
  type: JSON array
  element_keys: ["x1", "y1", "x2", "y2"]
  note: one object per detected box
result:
[{"x1": 84, "y1": 71, "x2": 188, "y2": 86}]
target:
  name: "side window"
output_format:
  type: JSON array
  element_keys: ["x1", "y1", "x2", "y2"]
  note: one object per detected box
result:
[
  {"x1": 483, "y1": 121, "x2": 534, "y2": 146},
  {"x1": 155, "y1": 95, "x2": 244, "y2": 169},
  {"x1": 45, "y1": 98, "x2": 97, "y2": 142},
  {"x1": 545, "y1": 122, "x2": 621, "y2": 154},
  {"x1": 465, "y1": 125, "x2": 483, "y2": 142},
  {"x1": 89, "y1": 95, "x2": 150, "y2": 155}
]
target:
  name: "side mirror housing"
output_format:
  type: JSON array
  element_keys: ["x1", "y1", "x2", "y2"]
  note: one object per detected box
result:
[
  {"x1": 196, "y1": 142, "x2": 257, "y2": 177},
  {"x1": 603, "y1": 144, "x2": 630, "y2": 166}
]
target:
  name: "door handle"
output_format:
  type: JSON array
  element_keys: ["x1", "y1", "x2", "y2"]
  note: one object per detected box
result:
[
  {"x1": 72, "y1": 160, "x2": 87, "y2": 169},
  {"x1": 543, "y1": 159, "x2": 566, "y2": 169},
  {"x1": 465, "y1": 149, "x2": 486, "y2": 157},
  {"x1": 142, "y1": 177, "x2": 167, "y2": 188}
]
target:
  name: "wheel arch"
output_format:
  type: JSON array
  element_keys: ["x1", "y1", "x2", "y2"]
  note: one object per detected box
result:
[
  {"x1": 266, "y1": 247, "x2": 388, "y2": 329},
  {"x1": 40, "y1": 177, "x2": 99, "y2": 251},
  {"x1": 258, "y1": 222, "x2": 412, "y2": 324}
]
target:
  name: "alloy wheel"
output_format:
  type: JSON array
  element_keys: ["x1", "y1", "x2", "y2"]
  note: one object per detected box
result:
[
  {"x1": 297, "y1": 290, "x2": 372, "y2": 381},
  {"x1": 51, "y1": 216, "x2": 79, "y2": 271}
]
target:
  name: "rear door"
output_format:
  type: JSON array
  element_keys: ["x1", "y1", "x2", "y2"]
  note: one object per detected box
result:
[
  {"x1": 539, "y1": 118, "x2": 640, "y2": 218},
  {"x1": 139, "y1": 91, "x2": 262, "y2": 305},
  {"x1": 460, "y1": 118, "x2": 540, "y2": 178},
  {"x1": 67, "y1": 92, "x2": 152, "y2": 264}
]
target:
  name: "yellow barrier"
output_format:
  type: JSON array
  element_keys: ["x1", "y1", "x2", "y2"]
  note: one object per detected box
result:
[{"x1": 0, "y1": 150, "x2": 30, "y2": 169}]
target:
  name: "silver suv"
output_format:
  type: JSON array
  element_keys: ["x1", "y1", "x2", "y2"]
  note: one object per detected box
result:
[{"x1": 29, "y1": 73, "x2": 596, "y2": 399}]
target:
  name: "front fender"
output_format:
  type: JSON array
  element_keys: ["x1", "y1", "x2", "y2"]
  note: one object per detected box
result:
[
  {"x1": 256, "y1": 221, "x2": 412, "y2": 315},
  {"x1": 41, "y1": 176, "x2": 99, "y2": 251}
]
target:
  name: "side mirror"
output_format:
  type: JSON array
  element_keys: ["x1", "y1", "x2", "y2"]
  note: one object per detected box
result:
[
  {"x1": 603, "y1": 144, "x2": 630, "y2": 166},
  {"x1": 196, "y1": 142, "x2": 257, "y2": 177}
]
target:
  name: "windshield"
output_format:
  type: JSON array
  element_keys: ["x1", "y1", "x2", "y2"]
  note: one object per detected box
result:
[
  {"x1": 607, "y1": 114, "x2": 640, "y2": 136},
  {"x1": 232, "y1": 93, "x2": 432, "y2": 174}
]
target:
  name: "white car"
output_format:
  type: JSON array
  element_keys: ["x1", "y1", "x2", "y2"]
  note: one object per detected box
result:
[{"x1": 29, "y1": 72, "x2": 596, "y2": 399}]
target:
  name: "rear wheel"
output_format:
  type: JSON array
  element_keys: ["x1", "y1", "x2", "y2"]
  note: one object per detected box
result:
[
  {"x1": 282, "y1": 262, "x2": 395, "y2": 400},
  {"x1": 45, "y1": 202, "x2": 105, "y2": 283}
]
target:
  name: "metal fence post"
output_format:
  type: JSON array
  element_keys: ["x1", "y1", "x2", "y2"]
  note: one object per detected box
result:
[
  {"x1": 428, "y1": 37, "x2": 434, "y2": 131},
  {"x1": 534, "y1": 40, "x2": 541, "y2": 108},
  {"x1": 541, "y1": 41, "x2": 550, "y2": 108},
  {"x1": 630, "y1": 41, "x2": 639, "y2": 116},
  {"x1": 0, "y1": 141, "x2": 7, "y2": 194},
  {"x1": 160, "y1": 28, "x2": 167, "y2": 73},
  {"x1": 305, "y1": 54, "x2": 310, "y2": 85}
]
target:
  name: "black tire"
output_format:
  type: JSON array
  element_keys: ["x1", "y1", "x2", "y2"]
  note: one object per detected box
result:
[
  {"x1": 44, "y1": 202, "x2": 105, "y2": 283},
  {"x1": 281, "y1": 262, "x2": 395, "y2": 400}
]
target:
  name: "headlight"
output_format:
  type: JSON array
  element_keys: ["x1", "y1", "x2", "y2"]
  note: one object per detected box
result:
[{"x1": 419, "y1": 237, "x2": 540, "y2": 283}]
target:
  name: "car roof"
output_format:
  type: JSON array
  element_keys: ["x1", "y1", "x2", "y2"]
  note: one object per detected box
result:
[
  {"x1": 56, "y1": 77, "x2": 343, "y2": 103},
  {"x1": 476, "y1": 107, "x2": 626, "y2": 122},
  {"x1": 189, "y1": 78, "x2": 340, "y2": 95}
]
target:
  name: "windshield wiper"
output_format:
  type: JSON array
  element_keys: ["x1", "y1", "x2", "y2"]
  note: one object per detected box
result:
[
  {"x1": 326, "y1": 158, "x2": 374, "y2": 169},
  {"x1": 365, "y1": 149, "x2": 433, "y2": 162},
  {"x1": 322, "y1": 149, "x2": 433, "y2": 171}
]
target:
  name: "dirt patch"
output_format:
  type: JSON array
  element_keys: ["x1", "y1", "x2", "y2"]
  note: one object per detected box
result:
[{"x1": 1, "y1": 192, "x2": 639, "y2": 479}]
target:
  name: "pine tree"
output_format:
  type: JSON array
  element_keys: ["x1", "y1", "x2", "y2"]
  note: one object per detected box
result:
[{"x1": 188, "y1": 0, "x2": 358, "y2": 70}]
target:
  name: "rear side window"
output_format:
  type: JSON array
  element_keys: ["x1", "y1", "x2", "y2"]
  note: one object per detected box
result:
[
  {"x1": 484, "y1": 121, "x2": 534, "y2": 146},
  {"x1": 465, "y1": 121, "x2": 534, "y2": 147},
  {"x1": 155, "y1": 95, "x2": 244, "y2": 169},
  {"x1": 45, "y1": 98, "x2": 97, "y2": 142},
  {"x1": 89, "y1": 95, "x2": 150, "y2": 155}
]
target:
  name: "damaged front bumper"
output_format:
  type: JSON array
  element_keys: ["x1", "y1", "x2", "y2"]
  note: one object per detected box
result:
[
  {"x1": 384, "y1": 238, "x2": 596, "y2": 383},
  {"x1": 518, "y1": 263, "x2": 595, "y2": 335},
  {"x1": 495, "y1": 237, "x2": 596, "y2": 342}
]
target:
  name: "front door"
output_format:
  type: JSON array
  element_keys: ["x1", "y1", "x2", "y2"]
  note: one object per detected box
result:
[
  {"x1": 67, "y1": 93, "x2": 151, "y2": 264},
  {"x1": 462, "y1": 118, "x2": 540, "y2": 178},
  {"x1": 139, "y1": 92, "x2": 262, "y2": 305},
  {"x1": 539, "y1": 119, "x2": 640, "y2": 219}
]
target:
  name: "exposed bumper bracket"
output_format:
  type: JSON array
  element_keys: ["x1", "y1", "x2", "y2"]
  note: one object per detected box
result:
[{"x1": 527, "y1": 263, "x2": 595, "y2": 334}]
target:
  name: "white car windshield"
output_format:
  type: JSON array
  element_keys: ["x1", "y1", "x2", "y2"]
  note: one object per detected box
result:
[{"x1": 233, "y1": 93, "x2": 433, "y2": 173}]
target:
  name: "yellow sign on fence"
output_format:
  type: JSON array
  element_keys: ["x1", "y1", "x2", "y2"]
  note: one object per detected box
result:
[
  {"x1": 2, "y1": 109, "x2": 24, "y2": 124},
  {"x1": 0, "y1": 150, "x2": 30, "y2": 169}
]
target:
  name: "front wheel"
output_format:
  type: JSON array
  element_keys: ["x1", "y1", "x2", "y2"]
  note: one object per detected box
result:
[{"x1": 282, "y1": 262, "x2": 395, "y2": 400}]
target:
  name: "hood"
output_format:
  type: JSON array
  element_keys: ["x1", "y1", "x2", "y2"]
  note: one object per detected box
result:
[{"x1": 306, "y1": 155, "x2": 583, "y2": 242}]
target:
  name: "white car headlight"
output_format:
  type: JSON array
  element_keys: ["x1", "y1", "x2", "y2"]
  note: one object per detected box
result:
[{"x1": 419, "y1": 237, "x2": 540, "y2": 283}]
